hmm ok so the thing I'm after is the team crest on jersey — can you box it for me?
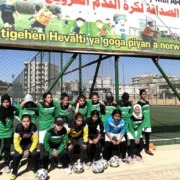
[22,133,32,138]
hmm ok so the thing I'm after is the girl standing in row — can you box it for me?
[137,89,153,155]
[0,94,15,173]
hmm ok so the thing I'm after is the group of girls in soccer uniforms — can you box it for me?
[0,89,153,179]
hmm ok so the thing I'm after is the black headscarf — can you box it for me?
[121,92,130,106]
[0,94,15,125]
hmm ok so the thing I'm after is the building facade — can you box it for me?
[13,61,60,101]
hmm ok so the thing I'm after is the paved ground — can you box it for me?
[1,144,180,180]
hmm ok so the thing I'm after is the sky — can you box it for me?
[0,50,38,82]
[0,49,180,85]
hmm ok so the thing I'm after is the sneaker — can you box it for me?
[145,150,154,155]
[121,158,127,163]
[57,162,62,168]
[10,174,16,180]
[149,143,156,150]
[4,166,11,174]
[63,165,72,174]
[134,155,143,162]
[83,163,90,170]
[86,162,92,167]
[126,157,134,164]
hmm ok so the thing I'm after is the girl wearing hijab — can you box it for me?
[0,94,15,173]
[126,104,144,163]
[16,94,38,125]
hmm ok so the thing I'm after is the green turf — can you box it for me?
[150,106,180,142]
[151,106,180,126]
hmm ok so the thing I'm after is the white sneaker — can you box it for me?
[63,165,72,174]
[4,166,11,174]
[57,162,62,168]
[83,163,90,170]
[86,162,92,167]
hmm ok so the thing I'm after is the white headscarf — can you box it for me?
[132,104,143,119]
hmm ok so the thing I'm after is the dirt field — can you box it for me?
[1,144,180,180]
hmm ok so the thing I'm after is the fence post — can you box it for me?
[79,54,82,94]
[29,61,31,94]
[115,56,119,101]
[34,57,37,101]
[40,51,43,97]
[48,52,51,87]
[89,55,102,98]
[152,57,180,101]
[60,53,63,94]
[46,53,78,93]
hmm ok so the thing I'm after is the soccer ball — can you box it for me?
[99,159,108,169]
[73,162,84,174]
[37,168,48,180]
[92,160,104,174]
[108,156,120,167]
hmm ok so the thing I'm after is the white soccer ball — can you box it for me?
[109,156,120,167]
[73,162,84,174]
[99,159,108,169]
[92,160,104,174]
[37,168,48,180]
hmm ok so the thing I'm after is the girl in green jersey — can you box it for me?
[137,89,153,156]
[55,92,72,123]
[0,94,15,173]
[72,94,88,120]
[37,92,58,145]
[15,94,38,125]
[102,92,117,125]
[87,92,105,118]
[126,104,144,163]
[117,92,132,124]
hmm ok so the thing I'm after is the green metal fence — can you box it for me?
[0,49,180,145]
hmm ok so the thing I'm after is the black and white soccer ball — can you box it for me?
[108,156,120,167]
[73,162,84,174]
[99,159,108,169]
[37,168,48,180]
[92,160,104,174]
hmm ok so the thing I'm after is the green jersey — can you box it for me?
[102,102,117,125]
[126,114,145,140]
[0,116,14,139]
[15,104,38,124]
[44,126,68,155]
[137,100,151,128]
[72,101,88,120]
[54,101,70,123]
[87,100,105,118]
[117,100,132,123]
[37,101,58,131]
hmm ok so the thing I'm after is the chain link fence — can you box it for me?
[0,49,180,144]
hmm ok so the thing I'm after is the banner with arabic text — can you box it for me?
[0,0,180,57]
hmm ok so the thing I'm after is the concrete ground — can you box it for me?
[1,144,180,180]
